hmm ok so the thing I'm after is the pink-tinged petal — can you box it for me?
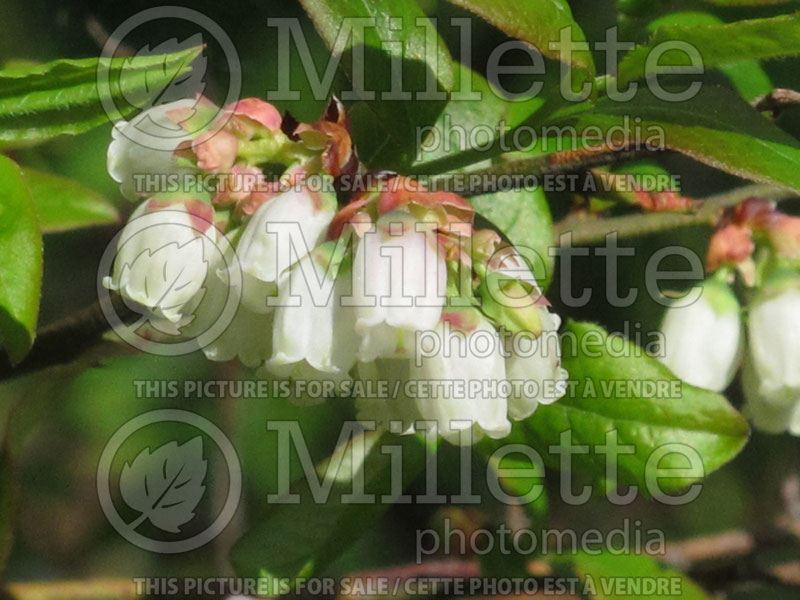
[192,129,239,173]
[733,197,777,228]
[441,308,482,333]
[234,188,279,219]
[224,98,282,131]
[294,120,356,178]
[327,196,373,240]
[144,197,215,234]
[144,197,174,211]
[706,224,755,271]
[214,165,264,206]
[377,177,475,223]
[766,214,800,260]
[166,95,221,131]
[183,199,216,234]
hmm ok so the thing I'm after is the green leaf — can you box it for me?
[413,68,547,170]
[524,321,749,496]
[617,12,800,89]
[0,155,41,364]
[443,0,595,80]
[414,70,511,168]
[563,551,709,600]
[0,46,202,146]
[551,85,800,194]
[469,186,555,289]
[232,430,428,583]
[641,12,772,101]
[299,0,454,169]
[22,168,119,233]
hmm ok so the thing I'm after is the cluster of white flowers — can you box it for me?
[658,200,800,436]
[103,97,567,444]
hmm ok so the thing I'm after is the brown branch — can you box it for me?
[663,530,756,570]
[427,146,655,197]
[0,295,136,381]
[754,88,800,118]
[553,183,798,245]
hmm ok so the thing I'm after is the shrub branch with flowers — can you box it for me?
[2,0,800,596]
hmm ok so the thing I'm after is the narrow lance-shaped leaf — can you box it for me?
[0,46,202,146]
[637,12,772,102]
[548,85,800,195]
[0,154,42,364]
[617,12,800,89]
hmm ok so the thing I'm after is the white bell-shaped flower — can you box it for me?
[658,278,742,392]
[182,235,273,368]
[351,211,447,362]
[235,188,337,313]
[266,243,359,383]
[742,358,800,436]
[747,285,800,402]
[103,198,217,324]
[107,99,200,201]
[505,308,569,420]
[356,308,512,445]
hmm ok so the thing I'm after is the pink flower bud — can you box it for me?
[192,129,239,173]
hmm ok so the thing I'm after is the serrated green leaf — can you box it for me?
[0,46,202,146]
[617,12,800,89]
[22,168,119,233]
[0,155,41,364]
[524,321,749,495]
